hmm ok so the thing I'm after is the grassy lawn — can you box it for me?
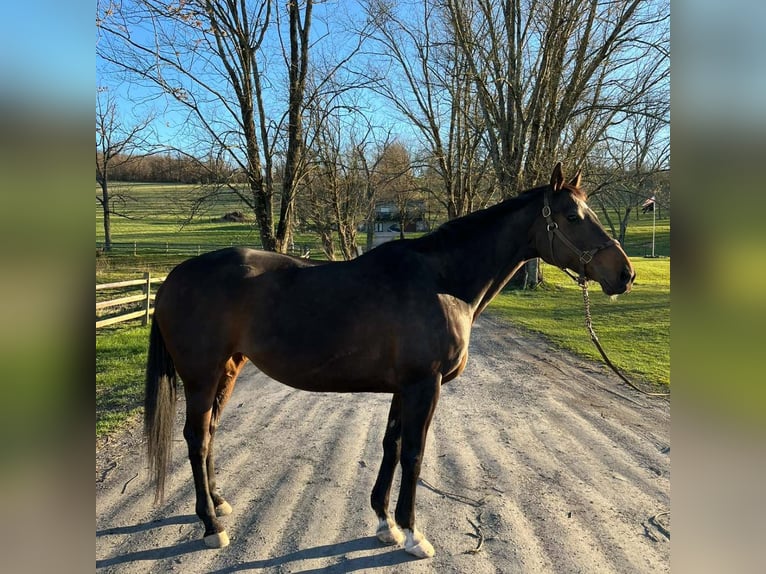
[490,257,670,387]
[96,183,323,278]
[96,184,669,437]
[96,324,150,437]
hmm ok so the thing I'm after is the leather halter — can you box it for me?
[542,189,667,398]
[542,189,618,285]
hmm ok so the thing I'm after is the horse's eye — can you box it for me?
[566,213,581,222]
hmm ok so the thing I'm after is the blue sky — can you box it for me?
[96,0,424,154]
[95,0,676,163]
[97,0,754,166]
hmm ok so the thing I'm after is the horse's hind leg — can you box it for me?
[207,353,247,517]
[183,381,229,548]
[371,394,405,545]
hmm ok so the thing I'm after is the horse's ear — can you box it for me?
[550,162,564,191]
[569,169,582,189]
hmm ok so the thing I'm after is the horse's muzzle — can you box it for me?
[599,264,635,295]
[623,265,636,288]
[617,265,635,294]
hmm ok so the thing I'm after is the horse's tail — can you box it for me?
[144,317,177,504]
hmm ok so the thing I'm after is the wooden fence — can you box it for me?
[96,273,166,329]
[96,241,318,258]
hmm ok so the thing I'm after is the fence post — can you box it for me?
[142,271,151,326]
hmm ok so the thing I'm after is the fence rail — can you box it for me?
[96,272,166,329]
[97,241,248,257]
[96,241,319,258]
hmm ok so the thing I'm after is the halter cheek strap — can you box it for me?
[542,191,618,285]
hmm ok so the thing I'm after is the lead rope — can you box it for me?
[581,277,670,542]
[579,279,669,397]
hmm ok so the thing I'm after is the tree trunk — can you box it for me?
[99,180,112,251]
[506,258,542,290]
[316,229,334,261]
[334,198,357,261]
[365,216,374,252]
[619,206,632,244]
[523,258,542,289]
[365,178,376,252]
[250,173,276,251]
[275,0,312,253]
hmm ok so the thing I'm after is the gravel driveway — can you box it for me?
[96,315,669,573]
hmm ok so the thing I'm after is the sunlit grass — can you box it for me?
[96,325,149,437]
[490,258,670,387]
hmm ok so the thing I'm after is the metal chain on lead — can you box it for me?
[581,281,596,339]
[579,281,669,398]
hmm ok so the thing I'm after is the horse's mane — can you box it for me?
[412,185,544,253]
[399,181,587,256]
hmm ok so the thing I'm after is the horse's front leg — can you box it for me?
[371,394,405,545]
[184,393,229,548]
[396,375,441,558]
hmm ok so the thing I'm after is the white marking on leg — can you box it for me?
[404,528,435,559]
[376,516,405,545]
[203,530,230,548]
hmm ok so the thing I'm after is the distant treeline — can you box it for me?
[100,152,245,184]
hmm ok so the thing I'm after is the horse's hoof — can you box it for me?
[404,528,435,559]
[215,501,233,516]
[203,530,230,548]
[376,517,405,545]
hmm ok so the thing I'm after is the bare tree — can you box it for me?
[442,0,669,286]
[98,0,325,252]
[361,0,667,286]
[442,0,669,188]
[587,95,670,244]
[96,87,154,250]
[300,99,402,259]
[364,0,494,219]
[356,135,397,252]
[372,142,416,239]
[299,167,338,260]
[301,112,369,261]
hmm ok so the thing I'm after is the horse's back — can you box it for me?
[158,247,324,301]
[153,248,325,369]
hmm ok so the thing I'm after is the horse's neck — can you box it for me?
[420,200,538,317]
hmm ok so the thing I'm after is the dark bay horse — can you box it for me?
[145,163,635,558]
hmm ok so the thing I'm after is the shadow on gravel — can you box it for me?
[96,539,207,569]
[97,528,420,572]
[96,515,203,569]
[206,536,420,573]
[96,514,198,537]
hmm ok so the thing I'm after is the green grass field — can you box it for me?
[490,257,670,387]
[96,183,669,437]
[96,324,150,436]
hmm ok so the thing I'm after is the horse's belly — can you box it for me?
[247,346,401,393]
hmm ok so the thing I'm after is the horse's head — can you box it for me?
[532,163,635,295]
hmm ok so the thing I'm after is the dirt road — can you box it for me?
[96,315,669,573]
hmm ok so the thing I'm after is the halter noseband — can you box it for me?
[542,190,618,285]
